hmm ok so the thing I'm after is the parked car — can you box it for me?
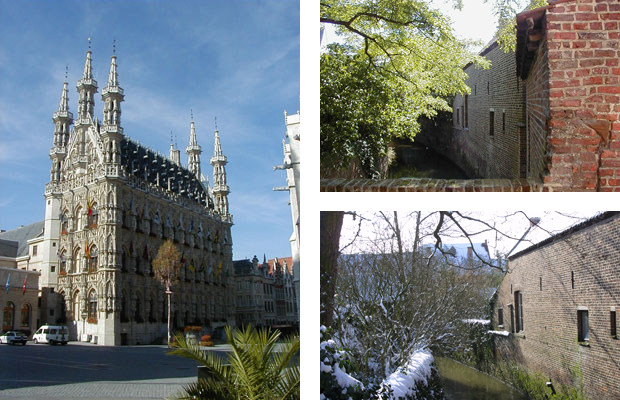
[32,325,69,345]
[0,331,28,345]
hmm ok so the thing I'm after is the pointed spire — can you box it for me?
[82,43,93,80]
[101,40,124,135]
[76,39,98,122]
[186,113,202,180]
[107,52,118,87]
[210,121,230,215]
[58,81,70,113]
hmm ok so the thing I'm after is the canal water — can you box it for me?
[435,357,527,400]
[387,140,468,179]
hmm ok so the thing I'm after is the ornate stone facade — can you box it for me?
[46,47,234,345]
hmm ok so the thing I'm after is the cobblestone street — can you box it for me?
[0,342,228,399]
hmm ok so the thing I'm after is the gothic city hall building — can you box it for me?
[44,47,234,345]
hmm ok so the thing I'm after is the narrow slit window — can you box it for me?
[578,309,589,342]
[456,107,460,126]
[502,110,506,133]
[464,95,469,128]
[490,110,495,136]
[498,308,504,327]
[611,311,617,338]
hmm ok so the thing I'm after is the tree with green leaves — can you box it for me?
[169,325,300,400]
[153,239,181,347]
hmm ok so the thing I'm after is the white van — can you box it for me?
[32,325,69,345]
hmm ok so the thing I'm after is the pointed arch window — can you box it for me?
[88,245,98,272]
[72,290,80,321]
[3,302,15,331]
[61,210,69,234]
[88,202,98,228]
[21,303,31,327]
[88,290,97,323]
[74,206,83,231]
[72,247,81,273]
[59,250,67,275]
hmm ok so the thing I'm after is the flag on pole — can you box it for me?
[22,276,27,295]
[5,274,10,294]
[87,199,93,216]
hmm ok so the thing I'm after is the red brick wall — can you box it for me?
[493,213,620,399]
[542,0,620,191]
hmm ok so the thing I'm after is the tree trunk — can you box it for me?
[320,211,344,327]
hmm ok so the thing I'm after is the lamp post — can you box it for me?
[166,287,172,347]
[506,217,541,257]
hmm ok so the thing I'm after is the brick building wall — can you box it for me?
[524,38,550,181]
[450,43,525,179]
[519,0,620,191]
[492,212,620,399]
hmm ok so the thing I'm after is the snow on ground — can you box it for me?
[380,348,434,399]
[488,330,510,336]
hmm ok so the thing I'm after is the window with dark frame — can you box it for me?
[464,95,469,128]
[611,310,617,338]
[490,110,495,136]
[578,309,589,342]
[502,110,506,133]
[514,291,523,332]
[498,308,504,327]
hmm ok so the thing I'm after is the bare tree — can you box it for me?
[153,239,181,346]
[333,212,498,382]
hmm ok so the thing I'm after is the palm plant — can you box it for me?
[168,325,300,400]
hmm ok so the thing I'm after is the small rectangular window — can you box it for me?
[515,291,523,332]
[498,308,504,327]
[578,310,589,342]
[456,107,460,125]
[611,311,617,338]
[502,110,506,133]
[490,111,495,136]
[33,245,38,256]
[51,266,56,273]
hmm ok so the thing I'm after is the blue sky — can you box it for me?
[0,0,300,261]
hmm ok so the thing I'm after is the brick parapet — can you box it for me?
[543,0,620,191]
[320,178,543,192]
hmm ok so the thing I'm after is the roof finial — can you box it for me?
[170,131,173,145]
[88,37,91,51]
[214,116,218,131]
[191,108,194,122]
[65,64,68,82]
[113,38,116,55]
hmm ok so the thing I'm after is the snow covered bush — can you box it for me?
[320,326,370,400]
[321,327,444,400]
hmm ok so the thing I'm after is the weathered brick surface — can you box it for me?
[319,178,543,192]
[537,0,620,191]
[450,44,525,179]
[493,212,620,400]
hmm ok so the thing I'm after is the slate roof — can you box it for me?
[120,138,213,209]
[0,221,44,258]
[0,239,18,258]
